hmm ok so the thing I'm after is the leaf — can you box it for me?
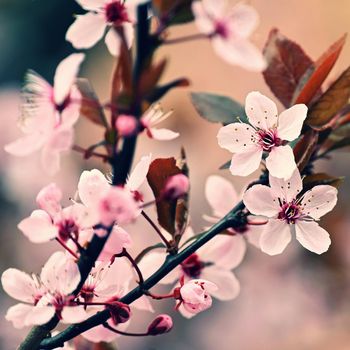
[152,0,194,26]
[191,92,248,125]
[263,28,314,108]
[293,129,318,171]
[303,173,344,191]
[76,78,108,128]
[147,158,182,235]
[306,66,350,129]
[293,33,347,105]
[147,78,190,103]
[323,136,350,154]
[219,160,231,170]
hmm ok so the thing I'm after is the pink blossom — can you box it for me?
[162,174,190,200]
[178,279,217,317]
[140,104,179,141]
[147,314,173,335]
[1,252,88,328]
[243,169,338,255]
[217,91,308,179]
[66,0,146,55]
[192,0,266,71]
[115,114,138,137]
[5,54,85,175]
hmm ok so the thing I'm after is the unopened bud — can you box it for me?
[147,314,173,335]
[162,174,189,200]
[107,301,131,325]
[115,115,138,137]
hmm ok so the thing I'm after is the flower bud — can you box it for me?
[115,115,138,137]
[36,183,62,217]
[107,301,131,325]
[162,174,189,200]
[147,314,173,335]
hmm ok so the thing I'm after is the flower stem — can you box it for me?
[163,33,208,45]
[55,238,79,259]
[103,322,149,337]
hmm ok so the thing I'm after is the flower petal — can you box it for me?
[131,295,154,313]
[301,185,338,219]
[105,27,121,56]
[5,304,35,329]
[266,145,296,179]
[217,123,256,153]
[76,0,107,11]
[245,224,264,248]
[245,91,278,130]
[148,127,179,141]
[295,221,331,254]
[277,104,308,141]
[24,306,56,326]
[126,154,152,191]
[260,219,291,255]
[4,133,46,156]
[40,147,61,176]
[191,1,215,34]
[61,306,89,324]
[228,3,259,39]
[229,147,262,176]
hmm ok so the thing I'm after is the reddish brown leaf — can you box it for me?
[152,0,194,25]
[306,66,350,129]
[263,28,314,107]
[293,129,318,171]
[293,33,347,105]
[303,173,344,191]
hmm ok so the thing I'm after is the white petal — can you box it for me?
[5,304,35,329]
[205,175,238,217]
[260,219,291,255]
[76,0,107,10]
[301,185,338,219]
[217,123,256,153]
[243,185,280,217]
[202,0,226,18]
[1,269,38,303]
[148,128,179,141]
[268,168,302,202]
[245,224,264,248]
[191,1,215,34]
[277,104,308,141]
[229,147,262,176]
[245,91,278,130]
[266,145,296,179]
[202,267,240,301]
[66,13,106,49]
[105,27,121,56]
[54,53,85,106]
[295,221,331,254]
[126,154,152,191]
[228,3,259,39]
[47,127,74,152]
[4,133,46,156]
[61,306,89,324]
[56,258,81,295]
[24,306,56,326]
[40,147,61,176]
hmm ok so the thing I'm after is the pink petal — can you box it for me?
[245,91,278,130]
[260,219,291,255]
[266,145,296,179]
[148,127,179,141]
[295,221,331,254]
[131,295,154,312]
[54,53,85,106]
[61,306,89,324]
[202,267,240,301]
[229,147,262,176]
[76,0,107,10]
[24,305,56,326]
[1,269,38,303]
[47,127,74,152]
[191,1,215,34]
[5,304,35,329]
[205,175,238,217]
[277,104,308,141]
[126,154,152,191]
[217,123,256,153]
[105,27,121,56]
[202,0,226,18]
[60,86,81,127]
[243,185,280,217]
[36,183,62,217]
[18,210,58,243]
[78,169,110,208]
[301,185,338,219]
[245,224,264,248]
[228,3,259,39]
[40,147,61,176]
[268,169,302,202]
[56,257,81,295]
[66,13,106,49]
[4,133,46,156]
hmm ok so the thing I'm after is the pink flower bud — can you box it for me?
[147,314,173,335]
[162,174,189,200]
[115,115,138,137]
[36,183,62,217]
[107,301,131,325]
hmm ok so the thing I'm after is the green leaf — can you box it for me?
[190,92,248,125]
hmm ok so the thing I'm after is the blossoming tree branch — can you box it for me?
[2,0,349,349]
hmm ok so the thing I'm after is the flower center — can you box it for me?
[257,128,282,152]
[214,20,229,38]
[105,1,129,24]
[58,219,79,242]
[278,200,301,224]
[181,254,204,278]
[55,94,71,114]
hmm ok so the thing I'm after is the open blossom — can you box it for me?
[66,0,146,55]
[18,183,98,244]
[1,252,88,328]
[5,54,85,175]
[178,279,217,317]
[243,169,338,255]
[217,91,308,179]
[192,0,266,71]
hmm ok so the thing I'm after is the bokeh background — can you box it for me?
[1,0,350,349]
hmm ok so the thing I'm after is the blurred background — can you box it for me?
[0,0,350,349]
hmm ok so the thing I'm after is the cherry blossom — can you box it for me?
[217,91,308,179]
[177,279,217,317]
[162,174,190,200]
[140,104,179,141]
[2,252,88,328]
[66,0,146,55]
[243,169,338,255]
[5,54,85,175]
[191,0,266,71]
